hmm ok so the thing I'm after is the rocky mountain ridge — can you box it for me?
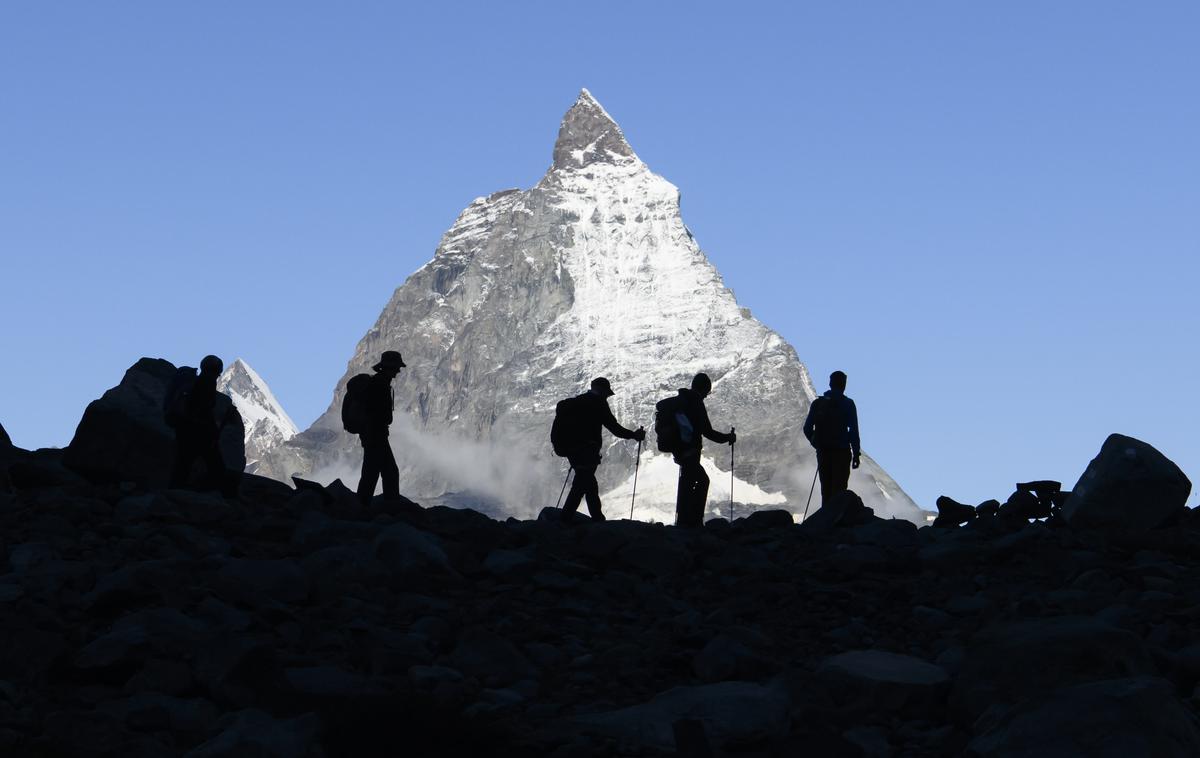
[0,377,1197,756]
[216,359,297,475]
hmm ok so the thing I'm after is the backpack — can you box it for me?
[163,366,197,428]
[341,374,372,434]
[550,395,589,457]
[654,394,695,454]
[810,395,848,449]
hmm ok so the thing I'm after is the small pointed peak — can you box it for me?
[552,89,638,171]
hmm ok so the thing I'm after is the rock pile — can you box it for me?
[1,390,1197,755]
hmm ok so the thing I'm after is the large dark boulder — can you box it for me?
[968,677,1200,757]
[1062,434,1191,534]
[953,616,1156,721]
[0,421,11,450]
[63,358,245,487]
[799,490,876,533]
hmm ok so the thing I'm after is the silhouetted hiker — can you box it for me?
[551,377,645,521]
[166,355,236,496]
[344,351,405,505]
[656,373,735,528]
[803,370,861,506]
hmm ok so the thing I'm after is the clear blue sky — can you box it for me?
[3,2,1197,509]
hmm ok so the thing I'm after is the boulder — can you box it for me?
[0,421,10,449]
[575,681,790,751]
[1062,434,1191,534]
[450,629,537,687]
[741,509,795,529]
[953,616,1156,720]
[968,677,1200,757]
[372,522,453,577]
[817,650,950,716]
[693,632,777,683]
[799,490,876,533]
[184,708,320,758]
[63,358,245,487]
[933,496,976,528]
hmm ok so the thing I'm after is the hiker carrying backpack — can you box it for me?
[342,373,373,434]
[163,366,198,428]
[550,378,645,522]
[802,371,862,507]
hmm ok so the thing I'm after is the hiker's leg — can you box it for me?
[379,433,400,499]
[200,434,229,494]
[169,430,197,489]
[675,465,689,525]
[830,448,852,495]
[690,463,710,527]
[579,466,603,520]
[816,449,835,504]
[562,462,588,517]
[357,434,381,505]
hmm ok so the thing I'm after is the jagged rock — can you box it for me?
[372,522,452,577]
[1063,434,1192,534]
[575,681,790,751]
[998,488,1047,521]
[817,650,950,716]
[933,496,976,528]
[99,693,219,735]
[953,616,1156,720]
[193,637,290,709]
[0,421,10,450]
[968,677,1200,757]
[215,558,308,605]
[799,490,876,533]
[451,629,537,687]
[741,509,795,529]
[693,632,777,683]
[184,708,320,758]
[975,499,1000,517]
[63,357,246,487]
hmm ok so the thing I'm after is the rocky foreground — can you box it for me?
[1,425,1199,756]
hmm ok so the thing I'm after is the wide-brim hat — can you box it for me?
[373,351,406,371]
[591,377,615,397]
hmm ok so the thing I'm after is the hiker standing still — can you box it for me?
[357,350,405,505]
[672,373,735,528]
[558,377,645,522]
[168,354,236,496]
[803,370,860,505]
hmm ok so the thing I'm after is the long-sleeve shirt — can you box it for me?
[569,391,638,464]
[803,390,860,457]
[365,372,395,433]
[676,387,732,457]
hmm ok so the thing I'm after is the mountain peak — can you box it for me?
[551,89,638,170]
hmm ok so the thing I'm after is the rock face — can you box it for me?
[1,446,1200,755]
[216,359,297,474]
[1063,433,1191,533]
[257,89,921,523]
[0,421,11,450]
[63,358,246,486]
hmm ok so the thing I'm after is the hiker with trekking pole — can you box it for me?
[802,370,861,513]
[550,377,645,522]
[655,372,736,529]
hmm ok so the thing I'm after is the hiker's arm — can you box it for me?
[802,400,817,444]
[700,406,730,443]
[601,404,637,440]
[848,399,861,459]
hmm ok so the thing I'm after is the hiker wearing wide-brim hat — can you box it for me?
[373,351,406,373]
[353,350,406,505]
[551,376,645,522]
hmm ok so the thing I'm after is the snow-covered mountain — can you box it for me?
[216,359,298,474]
[258,89,923,523]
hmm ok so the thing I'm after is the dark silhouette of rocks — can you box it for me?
[1,387,1198,756]
[64,358,246,488]
[1063,433,1192,534]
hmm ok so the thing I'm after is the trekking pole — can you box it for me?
[629,437,642,520]
[729,428,735,521]
[802,465,819,521]
[555,467,573,509]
